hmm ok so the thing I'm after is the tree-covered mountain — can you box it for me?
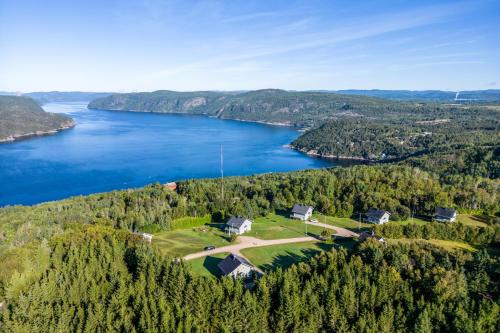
[88,89,421,127]
[0,96,75,143]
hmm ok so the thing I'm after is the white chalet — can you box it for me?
[434,207,457,223]
[290,204,314,221]
[225,217,252,235]
[365,208,390,225]
[217,254,254,278]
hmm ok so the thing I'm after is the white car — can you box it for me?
[309,218,319,223]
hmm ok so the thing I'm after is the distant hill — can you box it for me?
[335,89,500,102]
[88,89,425,127]
[24,91,113,104]
[0,96,75,142]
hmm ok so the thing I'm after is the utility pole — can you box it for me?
[358,212,361,231]
[220,144,224,201]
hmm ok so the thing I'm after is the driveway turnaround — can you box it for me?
[305,221,359,237]
[183,236,315,260]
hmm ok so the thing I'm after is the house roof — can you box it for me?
[435,207,457,218]
[366,208,390,220]
[226,216,250,228]
[217,254,252,275]
[359,231,384,242]
[292,204,313,215]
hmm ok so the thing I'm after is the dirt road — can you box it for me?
[183,236,315,260]
[305,221,359,237]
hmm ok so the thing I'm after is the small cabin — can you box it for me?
[217,253,254,278]
[359,231,386,244]
[225,217,252,235]
[364,208,390,224]
[434,207,457,222]
[290,204,314,221]
[135,232,153,243]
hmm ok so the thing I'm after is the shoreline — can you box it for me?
[0,120,76,144]
[88,106,300,129]
[287,145,374,162]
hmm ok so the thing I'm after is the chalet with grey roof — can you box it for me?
[290,204,313,221]
[225,216,252,235]
[217,253,254,278]
[364,208,390,224]
[434,207,457,222]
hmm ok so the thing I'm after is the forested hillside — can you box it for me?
[0,161,498,331]
[1,225,498,332]
[292,114,499,163]
[0,96,75,142]
[88,89,427,127]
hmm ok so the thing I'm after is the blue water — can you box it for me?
[0,102,337,206]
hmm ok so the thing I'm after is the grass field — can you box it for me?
[389,217,429,226]
[389,239,477,252]
[153,225,230,258]
[241,242,334,271]
[189,252,229,277]
[456,215,489,228]
[313,214,372,231]
[246,214,327,239]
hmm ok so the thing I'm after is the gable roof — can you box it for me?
[292,204,313,215]
[226,216,250,228]
[435,207,457,219]
[359,231,384,242]
[366,208,390,220]
[217,254,252,275]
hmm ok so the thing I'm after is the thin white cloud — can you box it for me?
[142,1,470,81]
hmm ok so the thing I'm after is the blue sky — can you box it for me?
[1,0,499,92]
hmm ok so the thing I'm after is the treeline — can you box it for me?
[1,227,498,332]
[374,222,499,246]
[1,165,498,250]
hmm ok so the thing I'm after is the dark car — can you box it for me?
[204,245,216,251]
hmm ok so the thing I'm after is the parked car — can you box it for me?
[204,245,216,251]
[309,218,319,223]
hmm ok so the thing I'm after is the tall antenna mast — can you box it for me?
[220,144,224,201]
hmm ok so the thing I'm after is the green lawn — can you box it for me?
[456,215,489,228]
[389,239,477,252]
[313,214,372,231]
[189,252,229,277]
[246,214,328,239]
[153,225,230,258]
[388,217,429,226]
[241,241,334,271]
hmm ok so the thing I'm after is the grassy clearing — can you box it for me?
[389,238,477,252]
[188,252,229,277]
[171,215,212,230]
[456,215,489,228]
[388,217,429,226]
[241,242,333,271]
[153,225,230,258]
[313,214,372,231]
[247,214,327,239]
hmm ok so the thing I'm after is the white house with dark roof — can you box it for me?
[217,253,254,278]
[290,204,313,221]
[364,208,390,224]
[225,216,252,235]
[434,207,457,222]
